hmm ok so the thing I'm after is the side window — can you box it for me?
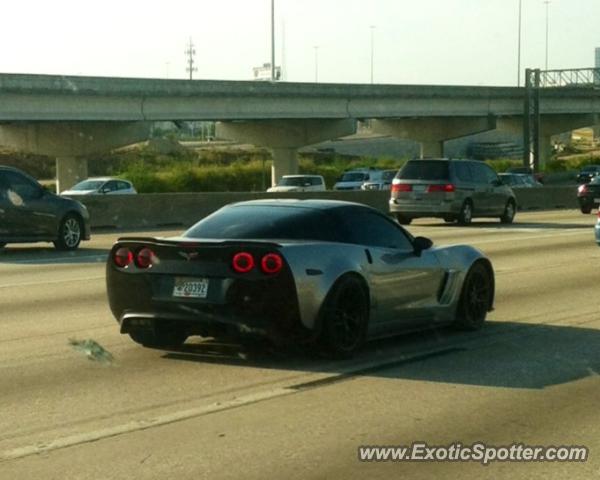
[311,177,322,186]
[455,162,473,182]
[469,163,490,184]
[117,181,130,190]
[341,209,413,250]
[4,171,41,200]
[482,165,499,184]
[104,181,118,192]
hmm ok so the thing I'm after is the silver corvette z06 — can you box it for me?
[106,200,495,357]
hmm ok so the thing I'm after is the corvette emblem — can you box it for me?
[178,251,199,261]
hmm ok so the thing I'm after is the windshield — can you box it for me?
[340,172,368,182]
[279,177,311,187]
[70,180,104,191]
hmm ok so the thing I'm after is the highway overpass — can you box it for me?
[1,73,599,189]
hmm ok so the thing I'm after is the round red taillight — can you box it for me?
[114,247,133,268]
[261,253,283,274]
[232,252,255,273]
[135,248,156,269]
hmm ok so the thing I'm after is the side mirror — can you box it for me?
[413,236,433,256]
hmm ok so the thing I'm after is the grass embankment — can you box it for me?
[8,140,600,193]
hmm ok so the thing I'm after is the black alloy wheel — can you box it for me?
[320,275,369,358]
[454,262,492,331]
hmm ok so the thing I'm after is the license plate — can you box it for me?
[413,185,427,192]
[172,277,209,298]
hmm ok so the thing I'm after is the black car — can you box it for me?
[576,165,600,184]
[0,166,91,250]
[577,176,600,213]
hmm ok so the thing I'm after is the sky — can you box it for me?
[1,0,599,86]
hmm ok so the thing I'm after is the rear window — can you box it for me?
[398,161,449,181]
[340,172,368,182]
[184,205,340,242]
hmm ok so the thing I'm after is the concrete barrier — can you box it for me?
[78,187,580,230]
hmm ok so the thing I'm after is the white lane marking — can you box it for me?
[0,275,104,289]
[3,254,107,265]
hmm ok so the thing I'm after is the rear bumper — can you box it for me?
[389,198,459,216]
[118,308,300,340]
[107,269,310,342]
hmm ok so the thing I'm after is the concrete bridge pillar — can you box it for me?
[420,141,444,158]
[270,148,298,186]
[216,119,356,186]
[0,121,151,190]
[372,117,496,159]
[56,157,88,193]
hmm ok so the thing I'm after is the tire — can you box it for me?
[53,214,83,251]
[454,262,492,331]
[396,214,412,225]
[500,200,516,224]
[457,200,473,226]
[319,275,369,358]
[443,215,456,223]
[581,206,592,214]
[128,325,188,349]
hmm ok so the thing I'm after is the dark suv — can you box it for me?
[0,166,91,250]
[389,159,517,225]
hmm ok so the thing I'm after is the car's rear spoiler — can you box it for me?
[115,237,283,248]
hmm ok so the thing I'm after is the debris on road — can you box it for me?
[68,338,115,365]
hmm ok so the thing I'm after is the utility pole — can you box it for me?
[370,25,376,84]
[544,0,550,70]
[185,37,197,80]
[314,46,319,82]
[271,0,276,81]
[517,0,522,86]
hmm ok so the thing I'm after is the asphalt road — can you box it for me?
[1,210,599,479]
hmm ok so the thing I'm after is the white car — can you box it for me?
[61,177,137,196]
[361,169,398,190]
[333,169,384,191]
[267,175,326,192]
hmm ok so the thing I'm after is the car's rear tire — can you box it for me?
[53,214,83,251]
[454,262,492,331]
[128,326,188,349]
[500,200,516,224]
[319,275,369,358]
[457,200,473,225]
[396,214,412,225]
[581,206,592,214]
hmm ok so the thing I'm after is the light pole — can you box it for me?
[517,0,522,86]
[271,0,276,81]
[544,0,550,70]
[370,25,375,84]
[314,46,319,82]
